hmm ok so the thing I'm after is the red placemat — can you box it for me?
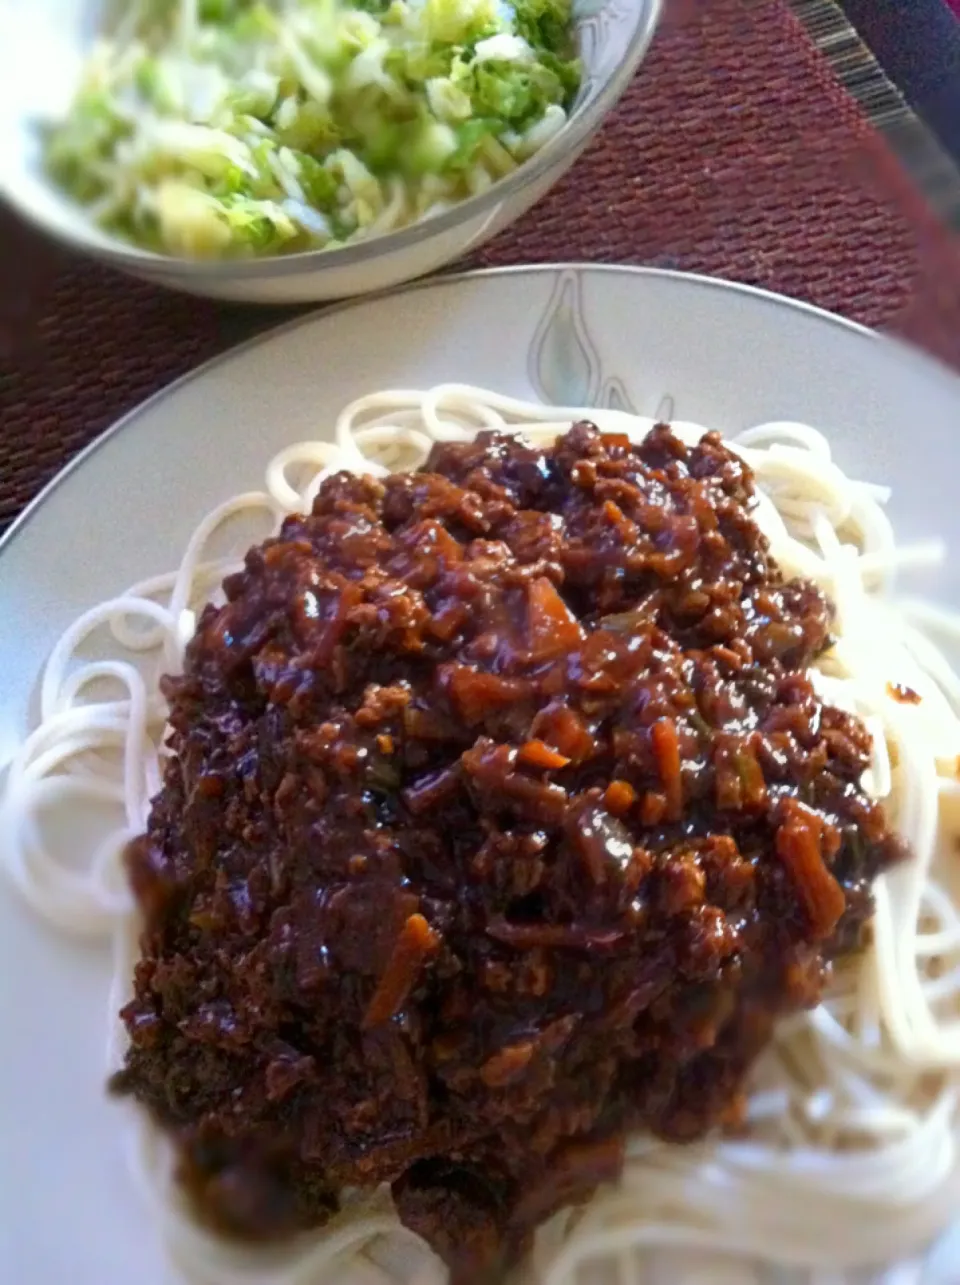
[2,0,960,534]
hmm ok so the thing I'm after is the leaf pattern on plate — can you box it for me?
[600,375,638,413]
[528,270,647,415]
[655,393,676,422]
[528,268,604,408]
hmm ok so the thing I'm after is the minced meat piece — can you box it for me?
[111,423,904,1283]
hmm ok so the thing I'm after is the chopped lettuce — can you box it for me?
[420,0,502,44]
[511,0,576,52]
[45,0,582,259]
[425,72,472,123]
[296,153,340,208]
[467,58,569,126]
[152,182,301,255]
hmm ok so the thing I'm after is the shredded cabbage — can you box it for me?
[43,0,580,257]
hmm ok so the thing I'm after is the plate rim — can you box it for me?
[4,262,900,564]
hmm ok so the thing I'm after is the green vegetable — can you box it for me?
[539,48,583,100]
[406,118,457,173]
[134,59,180,114]
[44,91,132,202]
[225,70,280,117]
[511,0,576,53]
[445,116,498,171]
[296,153,340,208]
[200,0,258,20]
[426,74,473,123]
[152,182,301,255]
[231,3,280,43]
[44,0,582,259]
[273,98,341,152]
[420,0,501,44]
[469,59,567,127]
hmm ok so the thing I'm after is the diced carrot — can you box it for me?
[604,780,637,815]
[529,703,596,764]
[601,433,632,452]
[443,665,530,724]
[427,599,470,642]
[480,1041,535,1088]
[518,739,571,772]
[775,801,845,940]
[651,718,683,820]
[639,791,667,826]
[711,645,744,672]
[363,913,439,1028]
[887,681,921,705]
[526,577,584,660]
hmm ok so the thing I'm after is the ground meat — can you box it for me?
[112,423,904,1283]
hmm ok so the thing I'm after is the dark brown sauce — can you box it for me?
[111,424,903,1283]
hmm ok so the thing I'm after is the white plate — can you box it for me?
[2,264,959,1285]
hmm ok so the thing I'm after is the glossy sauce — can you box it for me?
[113,424,903,1283]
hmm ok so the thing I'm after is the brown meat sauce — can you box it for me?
[113,424,903,1282]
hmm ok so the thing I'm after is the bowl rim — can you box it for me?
[1,0,663,279]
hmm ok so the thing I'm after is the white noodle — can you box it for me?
[1,384,959,1285]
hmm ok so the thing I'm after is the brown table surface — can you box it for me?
[2,0,960,534]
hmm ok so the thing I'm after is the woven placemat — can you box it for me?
[2,0,960,534]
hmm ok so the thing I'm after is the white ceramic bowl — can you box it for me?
[0,0,662,303]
